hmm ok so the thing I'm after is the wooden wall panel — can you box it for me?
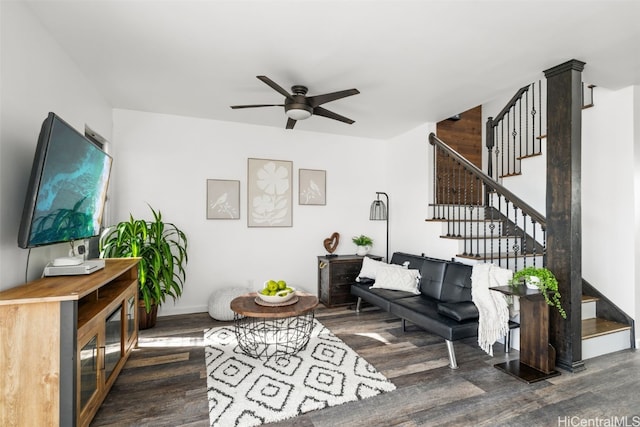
[435,106,483,205]
[436,105,482,168]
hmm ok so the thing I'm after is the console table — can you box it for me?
[0,258,139,427]
[491,285,561,383]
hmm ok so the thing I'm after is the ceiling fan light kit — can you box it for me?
[231,76,359,129]
[286,108,312,121]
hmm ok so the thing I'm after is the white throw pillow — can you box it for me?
[371,264,421,294]
[356,256,386,282]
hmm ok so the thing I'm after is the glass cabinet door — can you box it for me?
[104,305,123,381]
[126,294,136,346]
[79,333,99,411]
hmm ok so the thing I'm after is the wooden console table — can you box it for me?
[317,255,382,307]
[491,285,561,383]
[0,258,139,427]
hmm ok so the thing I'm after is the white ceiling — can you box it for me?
[24,0,640,140]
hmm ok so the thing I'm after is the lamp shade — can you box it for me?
[370,200,387,220]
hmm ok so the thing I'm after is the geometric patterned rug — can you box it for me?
[204,319,396,427]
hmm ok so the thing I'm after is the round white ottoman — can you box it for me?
[208,287,250,321]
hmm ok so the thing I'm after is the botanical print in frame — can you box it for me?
[299,169,326,205]
[207,179,240,219]
[247,158,292,227]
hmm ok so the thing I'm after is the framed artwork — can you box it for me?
[247,158,293,227]
[207,179,240,219]
[299,169,326,205]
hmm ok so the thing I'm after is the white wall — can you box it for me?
[111,109,398,315]
[385,123,459,261]
[582,86,636,319]
[112,110,451,316]
[634,86,640,346]
[0,2,113,289]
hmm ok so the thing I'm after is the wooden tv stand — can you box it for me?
[0,258,139,427]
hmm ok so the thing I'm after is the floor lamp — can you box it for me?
[369,192,389,262]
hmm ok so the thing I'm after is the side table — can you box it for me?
[317,254,382,307]
[491,285,561,383]
[230,292,319,359]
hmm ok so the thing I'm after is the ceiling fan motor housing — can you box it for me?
[285,93,313,119]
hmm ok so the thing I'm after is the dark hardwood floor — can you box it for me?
[92,305,640,427]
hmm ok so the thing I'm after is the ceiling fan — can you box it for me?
[230,76,360,129]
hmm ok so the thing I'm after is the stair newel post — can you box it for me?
[544,59,586,372]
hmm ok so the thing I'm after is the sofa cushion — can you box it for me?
[436,301,479,322]
[390,296,478,341]
[351,283,417,311]
[371,264,421,294]
[389,252,428,270]
[439,262,473,303]
[418,259,447,300]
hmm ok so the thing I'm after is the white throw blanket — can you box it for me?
[471,263,511,356]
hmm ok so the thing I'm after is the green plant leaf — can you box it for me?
[99,205,188,315]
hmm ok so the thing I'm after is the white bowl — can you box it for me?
[256,287,296,303]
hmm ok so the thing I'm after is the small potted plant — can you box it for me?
[352,234,373,256]
[510,266,566,319]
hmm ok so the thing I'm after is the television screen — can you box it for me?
[18,112,112,249]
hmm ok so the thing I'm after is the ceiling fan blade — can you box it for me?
[286,118,297,129]
[307,89,360,107]
[230,104,284,109]
[313,106,355,124]
[257,76,293,100]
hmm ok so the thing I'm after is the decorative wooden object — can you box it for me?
[317,254,382,307]
[323,232,340,254]
[0,258,140,427]
[491,285,560,383]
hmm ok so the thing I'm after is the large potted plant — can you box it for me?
[100,205,188,329]
[510,266,566,319]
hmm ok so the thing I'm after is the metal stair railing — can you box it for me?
[429,132,546,270]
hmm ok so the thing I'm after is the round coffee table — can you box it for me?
[230,292,319,359]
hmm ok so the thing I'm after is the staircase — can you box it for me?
[581,295,632,359]
[427,75,634,362]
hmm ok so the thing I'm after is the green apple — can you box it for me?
[267,280,278,292]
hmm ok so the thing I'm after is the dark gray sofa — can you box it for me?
[351,252,479,369]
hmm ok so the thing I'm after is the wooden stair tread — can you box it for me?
[428,203,484,208]
[440,234,533,240]
[426,218,505,223]
[456,252,541,260]
[582,317,631,339]
[517,152,542,161]
[582,295,599,303]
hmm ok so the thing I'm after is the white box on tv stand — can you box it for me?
[44,259,106,277]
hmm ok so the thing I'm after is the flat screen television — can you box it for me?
[17,112,112,249]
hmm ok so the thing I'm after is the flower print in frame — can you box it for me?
[247,158,293,227]
[299,169,326,205]
[207,179,240,219]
